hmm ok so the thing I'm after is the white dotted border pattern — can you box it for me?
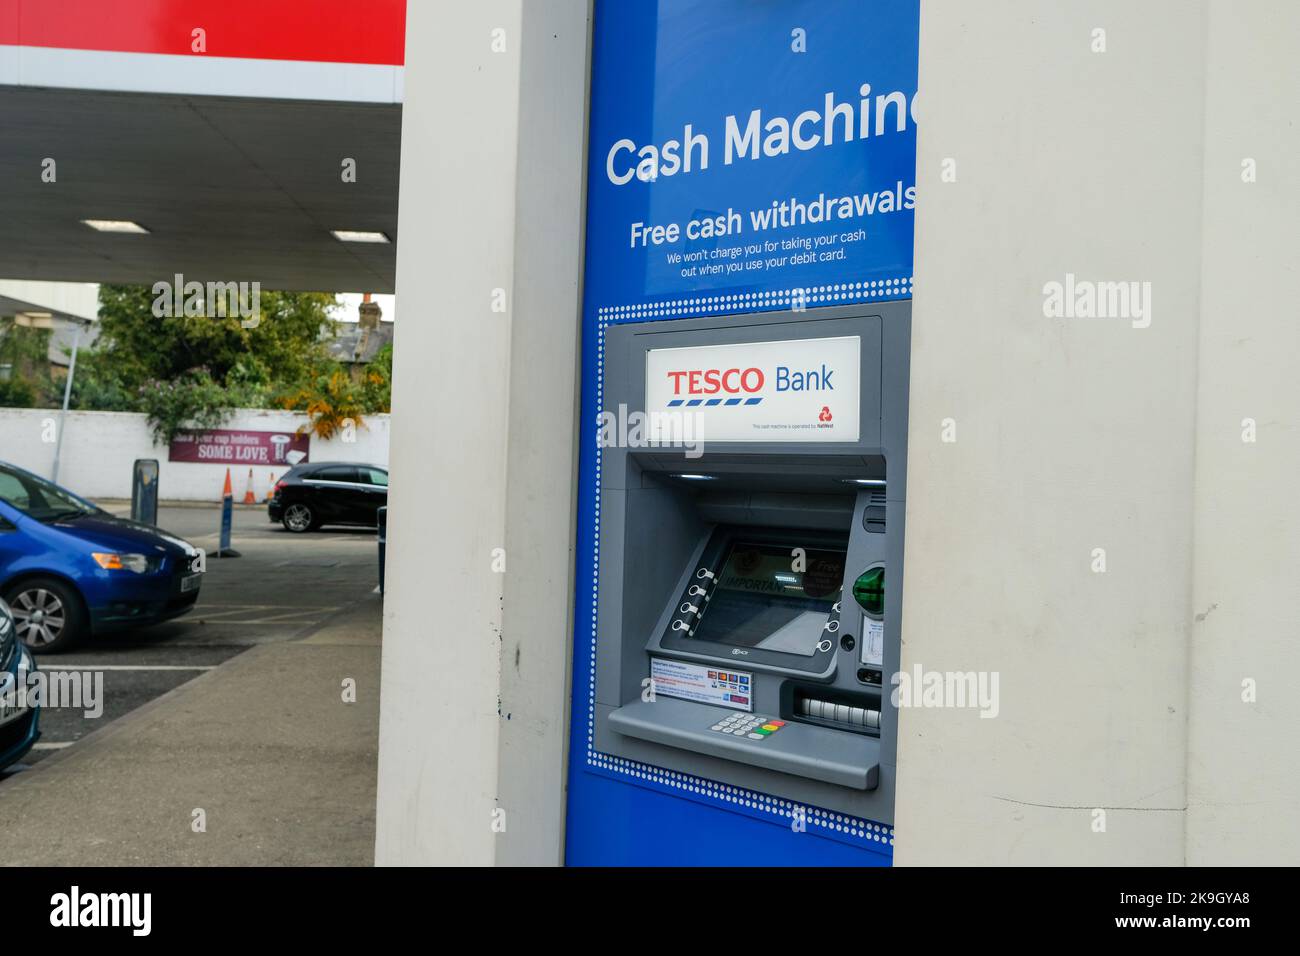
[597,278,913,323]
[582,284,911,851]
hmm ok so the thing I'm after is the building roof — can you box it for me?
[47,317,101,366]
[325,320,394,365]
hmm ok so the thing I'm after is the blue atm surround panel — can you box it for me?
[566,0,918,865]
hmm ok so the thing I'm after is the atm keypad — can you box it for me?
[709,713,785,741]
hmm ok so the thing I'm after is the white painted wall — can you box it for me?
[895,0,1297,864]
[0,407,389,501]
[374,0,588,866]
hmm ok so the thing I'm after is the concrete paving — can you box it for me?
[0,504,383,866]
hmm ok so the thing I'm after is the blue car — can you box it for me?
[0,597,40,770]
[0,461,204,653]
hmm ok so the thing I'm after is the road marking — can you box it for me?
[35,664,218,672]
[191,607,288,620]
[198,604,345,611]
[191,607,342,621]
[246,609,332,622]
[31,741,75,750]
[190,619,324,625]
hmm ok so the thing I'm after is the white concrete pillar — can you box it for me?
[896,0,1297,864]
[1186,0,1300,865]
[375,0,589,866]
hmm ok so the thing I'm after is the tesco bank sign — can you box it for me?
[644,335,860,443]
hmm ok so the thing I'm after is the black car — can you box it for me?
[267,462,388,533]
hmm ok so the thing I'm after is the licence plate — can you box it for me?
[0,686,24,726]
[180,573,202,593]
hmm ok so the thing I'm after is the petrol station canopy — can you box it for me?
[0,0,407,291]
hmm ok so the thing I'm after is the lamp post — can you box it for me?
[15,313,94,485]
[49,320,86,485]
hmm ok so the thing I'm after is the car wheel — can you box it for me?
[3,577,87,654]
[282,503,316,533]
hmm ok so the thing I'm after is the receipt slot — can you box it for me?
[594,303,909,823]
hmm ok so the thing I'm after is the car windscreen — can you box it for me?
[0,465,100,522]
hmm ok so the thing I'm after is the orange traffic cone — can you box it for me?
[222,468,233,501]
[265,471,276,502]
[242,468,257,504]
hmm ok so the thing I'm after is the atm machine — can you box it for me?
[594,302,908,823]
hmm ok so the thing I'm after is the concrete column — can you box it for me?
[494,0,590,867]
[896,1,1208,864]
[375,0,589,866]
[897,0,1298,865]
[1186,0,1299,865]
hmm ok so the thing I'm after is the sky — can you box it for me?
[330,292,396,324]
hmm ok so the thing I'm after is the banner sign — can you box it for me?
[644,335,860,442]
[582,0,917,313]
[168,429,309,465]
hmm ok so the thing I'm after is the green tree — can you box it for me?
[0,317,55,407]
[276,343,393,437]
[67,349,139,412]
[136,368,239,444]
[82,284,339,436]
[93,284,336,391]
[0,377,38,408]
[277,364,368,440]
[361,342,393,413]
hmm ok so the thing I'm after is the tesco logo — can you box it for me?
[666,367,764,396]
[664,363,835,398]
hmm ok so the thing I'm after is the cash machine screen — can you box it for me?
[690,542,845,657]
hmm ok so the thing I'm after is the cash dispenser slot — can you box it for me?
[791,690,881,733]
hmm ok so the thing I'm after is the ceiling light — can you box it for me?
[673,474,716,481]
[841,478,886,486]
[331,230,390,244]
[81,219,150,234]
